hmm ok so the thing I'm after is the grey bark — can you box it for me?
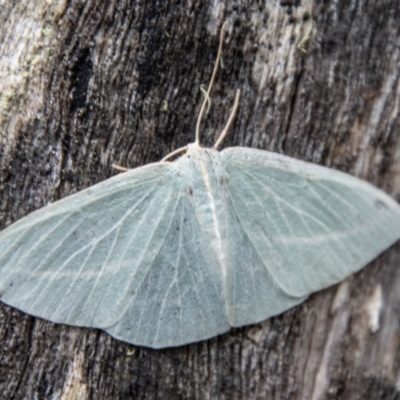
[1,1,400,399]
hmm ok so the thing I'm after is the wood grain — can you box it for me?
[1,1,400,398]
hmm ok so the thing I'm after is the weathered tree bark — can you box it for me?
[1,1,400,399]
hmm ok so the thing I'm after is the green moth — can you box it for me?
[0,24,399,349]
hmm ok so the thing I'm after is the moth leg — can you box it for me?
[161,145,189,162]
[112,164,130,172]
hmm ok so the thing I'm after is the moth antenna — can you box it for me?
[213,89,241,149]
[195,21,228,145]
[199,85,212,114]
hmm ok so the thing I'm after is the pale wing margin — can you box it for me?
[221,147,400,298]
[0,162,181,333]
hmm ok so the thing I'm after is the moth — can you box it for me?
[0,24,399,349]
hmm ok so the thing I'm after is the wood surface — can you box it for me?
[1,1,400,399]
